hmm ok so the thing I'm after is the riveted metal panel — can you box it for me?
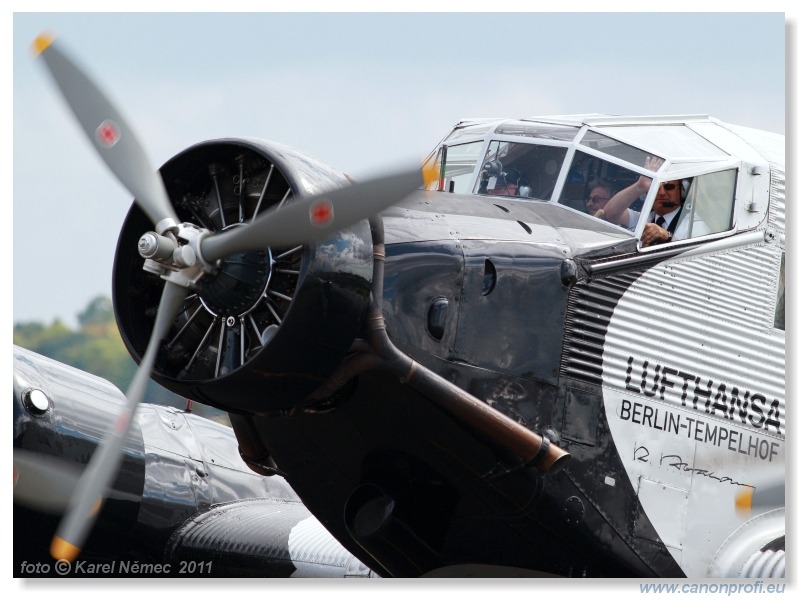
[456,240,569,383]
[634,479,688,550]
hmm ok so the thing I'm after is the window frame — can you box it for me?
[633,164,741,250]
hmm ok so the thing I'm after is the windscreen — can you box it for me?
[473,141,568,200]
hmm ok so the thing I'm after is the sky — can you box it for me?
[8,8,789,329]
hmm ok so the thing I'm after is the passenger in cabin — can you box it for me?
[602,156,691,246]
[584,178,615,217]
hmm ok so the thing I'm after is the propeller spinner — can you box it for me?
[33,32,434,562]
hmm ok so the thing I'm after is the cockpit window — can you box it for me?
[616,169,737,245]
[559,149,641,214]
[580,131,664,169]
[473,141,567,200]
[560,145,737,245]
[426,141,483,193]
[674,169,736,239]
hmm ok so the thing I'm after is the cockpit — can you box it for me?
[425,116,772,248]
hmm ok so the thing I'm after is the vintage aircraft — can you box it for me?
[13,345,377,577]
[26,33,785,578]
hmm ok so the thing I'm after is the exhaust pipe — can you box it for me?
[307,217,569,474]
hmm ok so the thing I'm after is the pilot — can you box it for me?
[486,166,522,196]
[584,178,615,217]
[602,157,688,246]
[517,176,533,198]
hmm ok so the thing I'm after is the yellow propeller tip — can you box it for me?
[422,162,439,189]
[735,488,753,513]
[91,496,104,517]
[31,32,56,58]
[50,536,80,563]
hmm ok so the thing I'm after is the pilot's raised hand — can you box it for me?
[602,156,666,228]
[635,156,665,193]
[643,156,664,172]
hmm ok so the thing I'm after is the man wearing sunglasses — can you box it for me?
[601,157,685,246]
[584,178,615,217]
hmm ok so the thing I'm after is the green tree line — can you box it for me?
[14,295,228,424]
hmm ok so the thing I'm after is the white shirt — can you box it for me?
[626,207,710,241]
[626,207,680,231]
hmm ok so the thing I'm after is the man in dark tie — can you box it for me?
[602,156,685,246]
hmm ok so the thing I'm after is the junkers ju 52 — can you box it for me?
[25,33,784,578]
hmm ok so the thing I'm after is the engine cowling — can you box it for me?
[113,139,373,414]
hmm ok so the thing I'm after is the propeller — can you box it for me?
[13,450,83,515]
[735,483,785,514]
[201,168,430,262]
[32,33,178,229]
[50,281,187,561]
[32,32,434,562]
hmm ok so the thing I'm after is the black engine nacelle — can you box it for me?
[113,139,373,414]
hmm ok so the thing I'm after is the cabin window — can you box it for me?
[426,141,483,193]
[775,252,785,331]
[558,150,640,214]
[473,140,567,200]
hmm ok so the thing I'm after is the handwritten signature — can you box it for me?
[633,445,753,489]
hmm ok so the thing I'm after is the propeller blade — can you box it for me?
[50,281,187,562]
[32,33,179,227]
[201,164,437,263]
[13,450,83,515]
[736,483,785,514]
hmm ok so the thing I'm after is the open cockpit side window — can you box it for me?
[672,169,736,240]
